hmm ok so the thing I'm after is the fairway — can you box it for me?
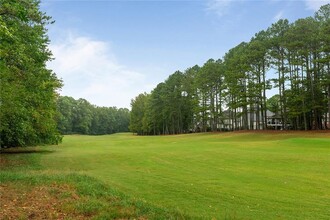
[35,132,330,219]
[1,132,330,219]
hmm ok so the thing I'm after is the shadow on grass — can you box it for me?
[0,148,55,155]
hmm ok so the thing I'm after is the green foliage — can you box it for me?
[0,0,62,147]
[130,70,198,135]
[129,93,149,135]
[56,96,130,135]
[267,95,280,114]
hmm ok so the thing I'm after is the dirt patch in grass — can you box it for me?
[0,156,10,167]
[0,156,28,168]
[0,183,87,220]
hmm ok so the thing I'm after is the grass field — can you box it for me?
[1,131,330,219]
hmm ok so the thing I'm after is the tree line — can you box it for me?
[0,0,130,148]
[57,96,130,135]
[130,4,330,135]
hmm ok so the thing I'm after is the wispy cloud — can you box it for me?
[206,0,234,17]
[48,32,149,108]
[273,10,284,22]
[305,0,330,11]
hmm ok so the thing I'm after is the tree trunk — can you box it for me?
[328,83,330,129]
[262,62,267,130]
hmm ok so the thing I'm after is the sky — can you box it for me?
[42,0,330,109]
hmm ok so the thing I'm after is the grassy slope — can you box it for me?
[0,141,187,219]
[1,131,330,219]
[43,132,330,219]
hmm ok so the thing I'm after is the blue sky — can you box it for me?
[42,0,330,108]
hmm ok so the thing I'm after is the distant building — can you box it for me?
[216,109,289,131]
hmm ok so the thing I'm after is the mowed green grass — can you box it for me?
[36,131,330,219]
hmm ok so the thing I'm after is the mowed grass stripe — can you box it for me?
[38,132,330,219]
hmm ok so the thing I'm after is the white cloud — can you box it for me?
[206,0,233,17]
[48,32,149,108]
[273,10,284,22]
[305,0,330,11]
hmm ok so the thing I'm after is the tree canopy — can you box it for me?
[0,0,62,147]
[57,96,130,135]
[130,4,330,134]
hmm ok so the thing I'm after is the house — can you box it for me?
[220,109,289,130]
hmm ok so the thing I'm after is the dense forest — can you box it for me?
[57,96,130,135]
[0,0,62,147]
[130,4,330,135]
